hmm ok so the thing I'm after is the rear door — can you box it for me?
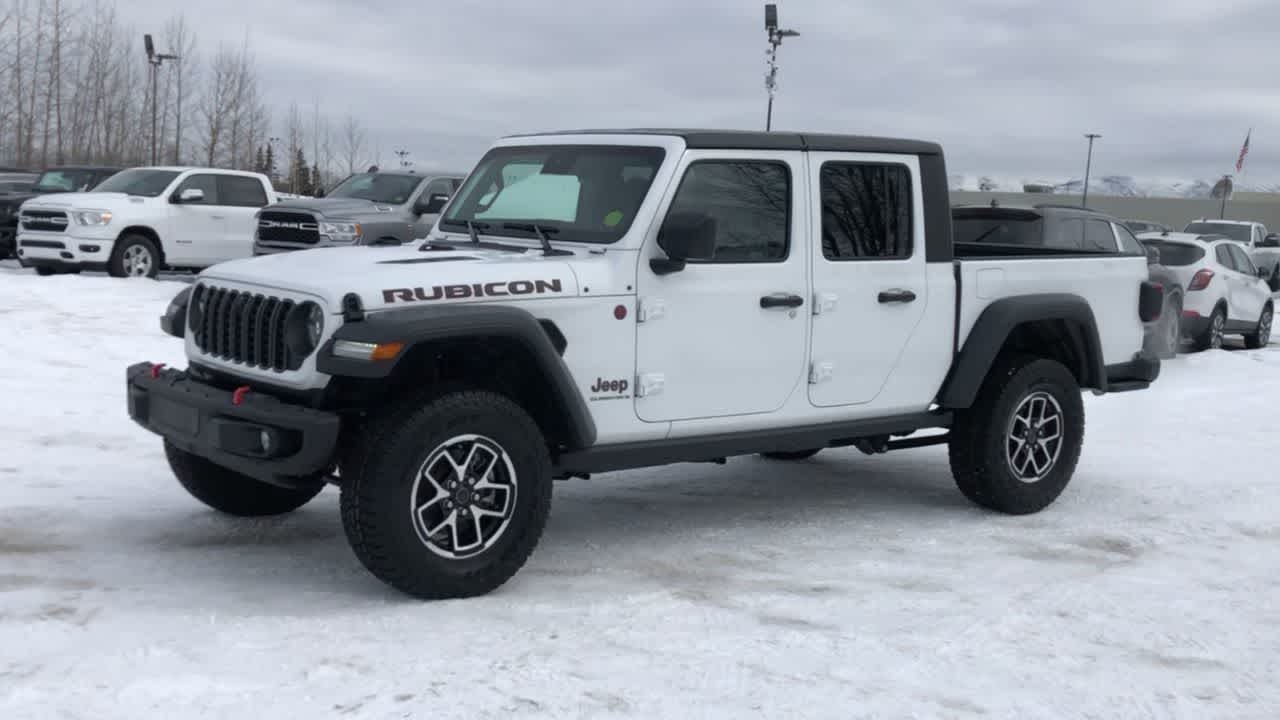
[634,151,808,422]
[214,175,270,261]
[806,153,927,408]
[167,173,226,265]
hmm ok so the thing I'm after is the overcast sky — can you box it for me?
[118,0,1279,183]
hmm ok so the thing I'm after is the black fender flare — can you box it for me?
[937,293,1106,409]
[317,304,596,449]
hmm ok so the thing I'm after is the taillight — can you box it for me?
[1188,269,1214,291]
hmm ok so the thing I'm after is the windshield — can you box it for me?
[33,169,98,193]
[94,169,180,197]
[326,173,423,204]
[1184,222,1250,243]
[441,145,666,244]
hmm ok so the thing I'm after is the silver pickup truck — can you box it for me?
[253,168,465,254]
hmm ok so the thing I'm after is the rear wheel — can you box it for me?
[948,354,1084,515]
[1244,304,1273,350]
[164,441,325,516]
[1194,306,1226,351]
[1154,294,1182,358]
[760,449,821,461]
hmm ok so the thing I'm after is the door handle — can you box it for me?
[878,289,917,304]
[760,293,805,309]
[210,215,226,220]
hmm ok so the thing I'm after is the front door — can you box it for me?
[806,153,928,408]
[167,173,226,266]
[634,151,808,422]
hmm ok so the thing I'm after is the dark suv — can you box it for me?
[0,165,122,259]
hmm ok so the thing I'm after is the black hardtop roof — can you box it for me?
[952,202,1120,222]
[504,128,943,156]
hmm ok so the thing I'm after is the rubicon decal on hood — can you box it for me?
[382,279,564,304]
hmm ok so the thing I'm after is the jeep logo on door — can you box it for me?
[260,219,319,231]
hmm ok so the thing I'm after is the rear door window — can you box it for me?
[1215,245,1238,271]
[218,175,269,207]
[1228,245,1257,275]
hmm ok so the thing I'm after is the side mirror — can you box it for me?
[1144,246,1160,265]
[651,211,717,275]
[416,193,449,215]
[175,187,204,203]
[1259,267,1269,279]
[1263,233,1280,247]
[314,188,326,198]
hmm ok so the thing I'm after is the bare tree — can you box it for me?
[283,101,304,191]
[163,12,196,164]
[338,113,365,176]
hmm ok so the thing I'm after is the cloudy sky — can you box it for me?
[118,0,1279,184]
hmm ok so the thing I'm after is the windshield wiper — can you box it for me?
[502,222,573,256]
[419,220,529,254]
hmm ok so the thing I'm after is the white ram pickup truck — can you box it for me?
[125,130,1163,599]
[16,167,277,277]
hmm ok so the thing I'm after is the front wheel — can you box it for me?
[339,390,553,600]
[109,234,160,278]
[164,441,325,516]
[948,355,1085,515]
[1244,304,1273,350]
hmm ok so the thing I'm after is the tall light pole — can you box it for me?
[1081,132,1101,207]
[144,34,178,166]
[764,4,799,132]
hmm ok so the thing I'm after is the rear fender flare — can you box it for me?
[938,293,1106,408]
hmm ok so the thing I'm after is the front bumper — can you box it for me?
[16,229,113,268]
[126,362,341,487]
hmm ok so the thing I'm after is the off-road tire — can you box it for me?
[108,233,160,278]
[948,354,1084,515]
[1194,306,1227,351]
[164,440,325,516]
[760,449,822,461]
[1244,303,1273,350]
[339,390,553,600]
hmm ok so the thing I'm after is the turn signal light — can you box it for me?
[332,339,404,361]
[1188,269,1214,291]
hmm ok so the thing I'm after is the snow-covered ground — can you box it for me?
[2,261,1279,719]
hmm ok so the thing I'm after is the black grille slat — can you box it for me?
[192,284,306,372]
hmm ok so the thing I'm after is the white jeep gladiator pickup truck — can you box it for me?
[125,130,1163,599]
[17,167,277,277]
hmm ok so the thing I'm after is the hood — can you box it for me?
[21,191,146,210]
[198,244,583,312]
[270,197,402,219]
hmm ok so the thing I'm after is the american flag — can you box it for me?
[1236,129,1251,172]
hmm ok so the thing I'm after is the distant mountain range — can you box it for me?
[949,174,1280,198]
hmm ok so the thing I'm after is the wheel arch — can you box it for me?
[318,304,596,450]
[938,294,1106,409]
[116,225,166,266]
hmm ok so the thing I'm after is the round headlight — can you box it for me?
[306,303,324,346]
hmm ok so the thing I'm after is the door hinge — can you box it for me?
[809,361,834,384]
[636,372,665,397]
[637,297,666,323]
[813,292,838,315]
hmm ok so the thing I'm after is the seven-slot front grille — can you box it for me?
[191,285,304,371]
[256,210,320,245]
[21,210,69,232]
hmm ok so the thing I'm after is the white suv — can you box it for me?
[1138,231,1273,350]
[15,167,277,278]
[1183,219,1280,289]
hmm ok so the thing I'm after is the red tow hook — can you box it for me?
[232,386,251,406]
[149,363,166,379]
